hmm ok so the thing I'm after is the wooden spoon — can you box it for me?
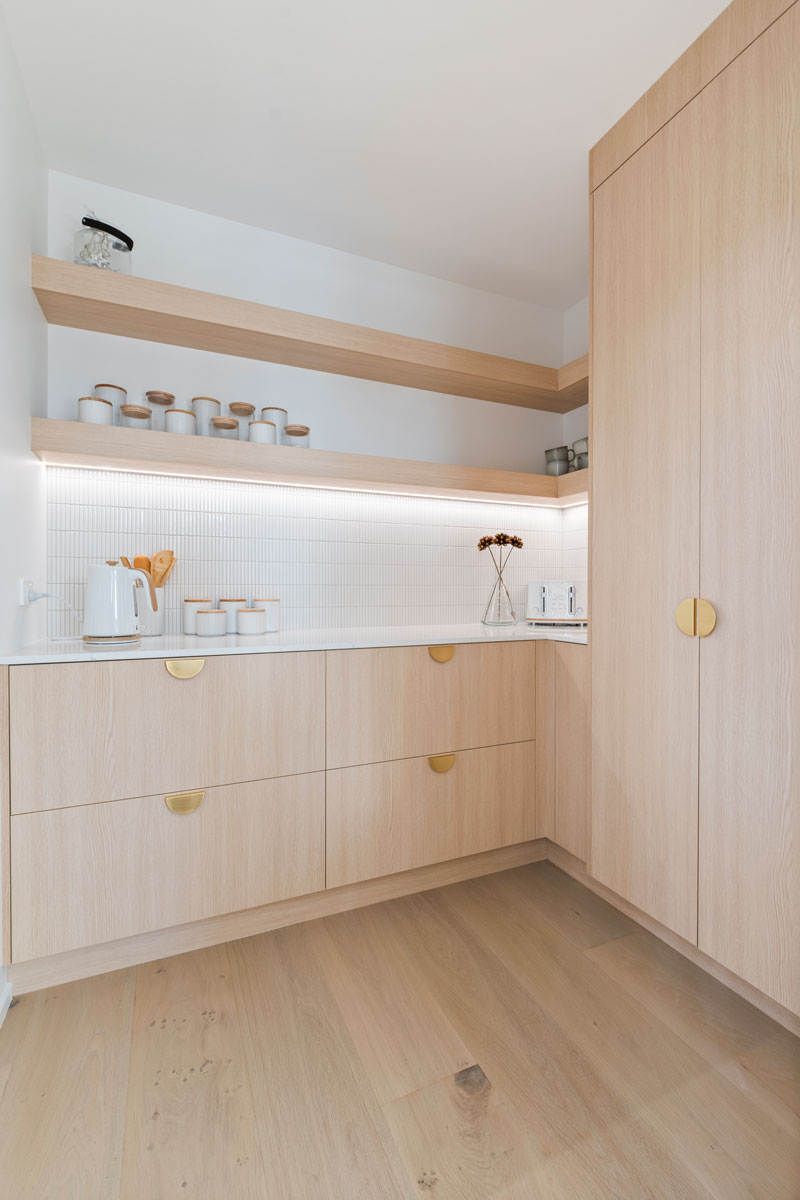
[133,555,151,573]
[151,550,174,588]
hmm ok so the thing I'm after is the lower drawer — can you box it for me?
[326,741,538,887]
[11,773,325,961]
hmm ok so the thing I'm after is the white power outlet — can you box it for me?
[18,579,33,607]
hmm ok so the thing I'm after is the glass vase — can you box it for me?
[482,556,517,626]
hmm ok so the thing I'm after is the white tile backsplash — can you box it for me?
[46,468,588,637]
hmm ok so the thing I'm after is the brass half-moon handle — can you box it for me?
[165,789,204,814]
[428,753,456,773]
[675,598,717,638]
[165,658,205,679]
[697,598,717,638]
[428,645,454,663]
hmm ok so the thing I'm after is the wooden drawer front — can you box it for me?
[326,642,536,769]
[327,741,538,887]
[11,773,325,961]
[10,652,324,814]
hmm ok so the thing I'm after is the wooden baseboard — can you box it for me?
[9,839,547,994]
[546,842,800,1038]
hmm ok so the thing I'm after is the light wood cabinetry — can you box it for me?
[326,642,536,769]
[11,773,325,961]
[326,742,538,887]
[554,643,589,861]
[591,3,800,1013]
[697,10,800,1016]
[10,652,324,813]
[590,100,702,944]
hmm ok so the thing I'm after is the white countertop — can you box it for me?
[0,622,587,665]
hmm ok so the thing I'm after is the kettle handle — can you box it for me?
[129,568,158,617]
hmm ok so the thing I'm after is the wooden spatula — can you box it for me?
[133,555,151,573]
[151,550,175,588]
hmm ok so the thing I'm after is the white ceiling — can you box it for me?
[3,0,728,309]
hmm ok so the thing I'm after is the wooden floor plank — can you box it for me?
[119,943,269,1198]
[0,969,135,1200]
[587,930,800,1128]
[378,888,713,1199]
[509,859,638,949]
[228,923,413,1200]
[443,866,800,1200]
[383,1064,548,1198]
[309,905,475,1103]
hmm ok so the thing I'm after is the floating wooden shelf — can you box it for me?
[31,419,587,505]
[31,257,588,414]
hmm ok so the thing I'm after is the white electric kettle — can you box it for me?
[82,561,157,643]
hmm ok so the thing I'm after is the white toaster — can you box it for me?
[526,580,588,623]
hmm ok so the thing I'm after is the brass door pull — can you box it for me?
[675,598,717,638]
[428,645,454,663]
[165,790,204,814]
[428,753,456,773]
[165,658,205,679]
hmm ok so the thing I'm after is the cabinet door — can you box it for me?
[10,652,324,813]
[699,10,800,1014]
[11,773,325,960]
[590,102,702,942]
[326,643,536,769]
[326,741,538,887]
[554,643,588,861]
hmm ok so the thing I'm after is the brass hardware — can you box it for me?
[428,753,456,773]
[428,645,454,663]
[165,789,204,814]
[165,658,205,679]
[675,598,717,638]
[675,598,696,637]
[697,598,717,638]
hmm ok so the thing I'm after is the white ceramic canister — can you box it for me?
[191,396,221,436]
[165,408,197,435]
[237,607,267,635]
[145,390,175,432]
[248,420,276,445]
[78,395,113,425]
[93,383,127,424]
[183,598,212,635]
[253,597,280,632]
[140,588,166,636]
[261,407,287,443]
[211,416,238,439]
[120,404,152,429]
[195,609,227,637]
[219,598,246,633]
[284,424,310,448]
[229,402,255,440]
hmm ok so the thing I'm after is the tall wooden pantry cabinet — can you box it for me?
[590,1,799,1015]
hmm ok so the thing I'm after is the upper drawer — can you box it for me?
[326,641,536,768]
[10,652,324,814]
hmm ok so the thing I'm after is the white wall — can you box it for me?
[46,173,586,474]
[0,16,47,653]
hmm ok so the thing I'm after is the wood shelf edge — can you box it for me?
[32,257,588,413]
[31,418,570,505]
[557,468,589,498]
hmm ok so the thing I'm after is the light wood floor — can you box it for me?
[0,861,798,1199]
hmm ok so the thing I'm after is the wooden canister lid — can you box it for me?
[168,408,196,417]
[184,597,212,602]
[219,597,246,602]
[191,396,220,405]
[248,420,276,426]
[262,406,288,413]
[196,609,224,614]
[229,402,255,416]
[120,404,151,418]
[146,390,175,404]
[211,416,237,429]
[284,424,310,435]
[79,395,112,405]
[94,383,127,393]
